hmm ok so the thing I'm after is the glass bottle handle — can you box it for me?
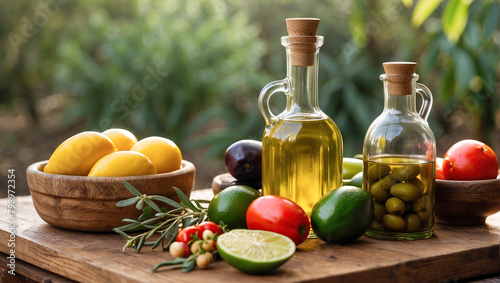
[258,79,289,126]
[416,83,433,121]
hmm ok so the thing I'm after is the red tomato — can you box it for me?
[435,157,445,180]
[198,221,223,236]
[176,226,203,244]
[442,139,499,180]
[246,195,310,246]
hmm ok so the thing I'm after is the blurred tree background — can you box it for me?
[1,0,498,195]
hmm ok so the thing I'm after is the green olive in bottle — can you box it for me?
[390,183,420,202]
[370,220,385,231]
[367,164,391,180]
[373,201,386,222]
[371,183,391,203]
[382,214,406,232]
[391,165,420,181]
[405,213,422,232]
[385,197,406,216]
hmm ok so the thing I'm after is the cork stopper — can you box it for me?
[382,62,417,96]
[285,18,320,66]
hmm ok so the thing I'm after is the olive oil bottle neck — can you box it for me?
[383,80,418,115]
[284,45,322,118]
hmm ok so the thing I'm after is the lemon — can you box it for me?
[208,185,260,230]
[88,151,156,177]
[44,131,116,176]
[130,136,182,174]
[217,229,295,274]
[102,128,138,151]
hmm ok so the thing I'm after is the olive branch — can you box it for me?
[113,181,210,253]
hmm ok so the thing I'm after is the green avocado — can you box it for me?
[311,186,374,244]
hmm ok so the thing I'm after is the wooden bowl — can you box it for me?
[27,160,195,232]
[435,172,500,225]
[211,173,262,195]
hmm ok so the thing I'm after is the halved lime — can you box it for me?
[216,229,295,274]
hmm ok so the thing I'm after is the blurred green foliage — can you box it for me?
[1,0,498,162]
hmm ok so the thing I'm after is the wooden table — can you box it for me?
[0,189,499,283]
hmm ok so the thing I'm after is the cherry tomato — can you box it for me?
[442,139,499,180]
[198,221,223,236]
[246,195,310,246]
[169,241,190,258]
[176,226,203,245]
[435,157,445,180]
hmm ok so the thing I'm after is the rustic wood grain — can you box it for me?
[0,192,498,283]
[0,256,76,283]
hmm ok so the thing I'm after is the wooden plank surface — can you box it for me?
[0,191,499,283]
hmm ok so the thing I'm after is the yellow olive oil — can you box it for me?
[363,156,435,240]
[262,118,343,218]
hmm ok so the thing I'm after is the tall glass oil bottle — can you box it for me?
[258,18,343,222]
[363,62,436,240]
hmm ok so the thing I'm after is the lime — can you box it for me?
[311,186,374,244]
[343,171,363,188]
[217,229,295,274]
[208,185,260,230]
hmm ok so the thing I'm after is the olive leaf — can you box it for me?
[174,187,201,212]
[152,257,187,272]
[116,196,139,207]
[114,182,209,255]
[143,198,161,212]
[122,181,143,197]
[150,195,181,208]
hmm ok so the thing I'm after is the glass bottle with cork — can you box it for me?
[258,18,343,225]
[363,62,436,240]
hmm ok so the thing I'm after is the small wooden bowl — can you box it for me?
[211,173,262,195]
[435,172,500,226]
[27,160,195,232]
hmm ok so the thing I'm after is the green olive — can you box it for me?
[382,214,406,232]
[412,195,433,222]
[380,175,397,190]
[405,213,422,232]
[367,164,391,180]
[370,220,385,231]
[370,182,391,203]
[370,175,397,196]
[385,197,406,216]
[373,201,386,222]
[409,178,425,195]
[391,165,420,181]
[390,183,420,202]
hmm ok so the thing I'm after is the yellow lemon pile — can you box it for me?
[43,128,182,177]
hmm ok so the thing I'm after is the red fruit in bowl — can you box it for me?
[442,139,499,180]
[435,157,445,180]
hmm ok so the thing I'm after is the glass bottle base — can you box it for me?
[365,228,434,241]
[307,232,318,239]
